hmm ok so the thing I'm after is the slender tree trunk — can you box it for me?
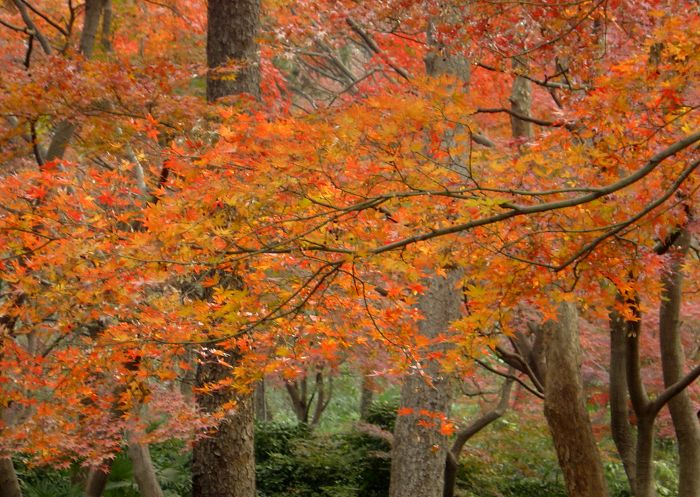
[609,310,638,494]
[658,231,700,497]
[79,0,105,58]
[127,434,164,497]
[634,417,657,497]
[254,380,269,421]
[359,374,375,421]
[543,302,610,497]
[389,270,462,497]
[510,57,533,140]
[310,370,331,426]
[100,0,113,52]
[0,457,21,497]
[84,467,110,497]
[46,0,105,162]
[443,376,513,497]
[625,307,658,497]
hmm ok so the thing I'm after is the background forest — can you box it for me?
[0,1,699,497]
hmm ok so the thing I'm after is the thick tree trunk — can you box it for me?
[190,2,261,496]
[543,302,610,497]
[390,31,467,497]
[127,435,164,497]
[389,360,452,497]
[609,310,638,494]
[206,0,261,101]
[389,270,462,497]
[192,356,256,497]
[658,232,700,497]
[0,458,21,497]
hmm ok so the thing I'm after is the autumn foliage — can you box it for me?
[0,0,698,473]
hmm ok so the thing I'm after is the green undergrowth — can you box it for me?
[16,401,679,497]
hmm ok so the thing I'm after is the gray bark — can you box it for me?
[285,370,331,426]
[84,467,110,497]
[189,1,262,495]
[46,0,105,163]
[658,231,700,497]
[389,30,468,497]
[100,0,113,52]
[510,58,533,140]
[625,309,657,497]
[192,355,255,497]
[389,270,463,497]
[127,435,164,497]
[206,0,261,101]
[543,302,610,497]
[359,374,375,421]
[0,458,21,497]
[609,310,638,494]
[254,380,269,421]
[79,0,105,58]
[443,376,513,497]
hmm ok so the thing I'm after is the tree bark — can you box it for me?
[189,2,262,496]
[658,231,700,497]
[45,0,105,163]
[206,0,261,101]
[510,58,533,140]
[84,466,110,497]
[79,0,105,58]
[443,376,513,497]
[192,355,256,497]
[389,30,468,497]
[609,310,638,494]
[254,380,269,422]
[389,270,462,497]
[359,374,375,421]
[543,302,610,497]
[624,307,658,497]
[0,457,21,497]
[127,435,164,497]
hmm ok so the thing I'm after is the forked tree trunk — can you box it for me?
[543,302,610,497]
[658,231,700,497]
[443,376,513,497]
[389,270,462,497]
[127,434,164,497]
